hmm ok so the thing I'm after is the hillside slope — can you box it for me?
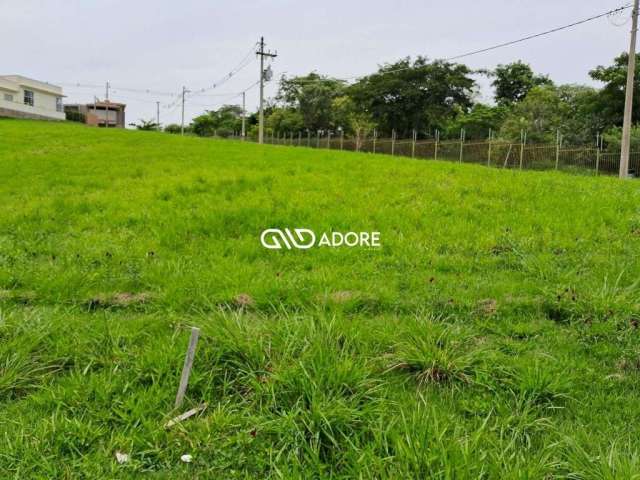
[1,119,640,477]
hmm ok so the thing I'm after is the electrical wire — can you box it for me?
[189,42,258,97]
[272,4,633,85]
[444,4,632,62]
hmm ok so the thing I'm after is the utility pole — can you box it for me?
[256,37,277,144]
[156,101,160,130]
[620,0,640,178]
[180,86,189,136]
[241,91,246,139]
[105,81,110,128]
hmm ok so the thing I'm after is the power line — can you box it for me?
[273,4,633,85]
[189,42,258,97]
[444,4,632,62]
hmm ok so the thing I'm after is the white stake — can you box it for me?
[175,327,200,409]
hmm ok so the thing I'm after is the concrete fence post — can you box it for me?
[519,130,527,170]
[411,129,417,158]
[391,129,396,156]
[595,132,601,175]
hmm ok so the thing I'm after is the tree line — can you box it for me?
[159,52,640,148]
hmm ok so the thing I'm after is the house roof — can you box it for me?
[66,100,127,109]
[0,75,64,96]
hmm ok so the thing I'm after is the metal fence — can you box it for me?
[229,131,640,177]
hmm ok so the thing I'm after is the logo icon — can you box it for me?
[260,228,316,250]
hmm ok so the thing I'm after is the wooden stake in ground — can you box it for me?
[165,403,208,429]
[175,326,200,409]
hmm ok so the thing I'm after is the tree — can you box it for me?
[332,96,376,147]
[445,104,507,140]
[347,56,475,138]
[589,52,640,127]
[191,105,243,137]
[499,85,568,143]
[265,108,304,133]
[276,73,346,131]
[492,61,552,105]
[602,125,640,152]
[556,84,602,145]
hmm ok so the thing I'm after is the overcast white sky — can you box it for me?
[2,0,634,127]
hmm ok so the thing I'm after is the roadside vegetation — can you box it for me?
[1,119,640,477]
[176,53,640,152]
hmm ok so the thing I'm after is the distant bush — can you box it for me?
[164,124,182,134]
[65,111,85,123]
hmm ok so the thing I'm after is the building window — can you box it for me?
[56,97,63,112]
[24,90,34,106]
[3,93,13,102]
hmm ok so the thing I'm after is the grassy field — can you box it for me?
[2,119,640,478]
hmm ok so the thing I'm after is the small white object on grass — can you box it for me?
[180,454,192,463]
[115,451,129,464]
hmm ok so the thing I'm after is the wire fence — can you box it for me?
[223,131,640,177]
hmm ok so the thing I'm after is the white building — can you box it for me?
[0,75,65,121]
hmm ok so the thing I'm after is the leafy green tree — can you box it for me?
[492,61,552,105]
[498,83,605,145]
[266,108,305,134]
[347,56,475,138]
[590,53,640,127]
[445,104,507,140]
[191,105,243,137]
[499,85,567,143]
[602,125,640,152]
[556,84,602,145]
[332,96,376,137]
[276,73,346,131]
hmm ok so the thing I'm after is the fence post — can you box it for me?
[327,131,332,149]
[459,128,465,163]
[519,130,526,170]
[411,129,417,158]
[316,131,321,148]
[391,129,396,156]
[307,130,311,147]
[373,129,377,154]
[595,132,601,175]
[298,131,302,146]
[434,129,439,161]
[340,130,344,150]
[487,128,493,167]
[555,130,561,170]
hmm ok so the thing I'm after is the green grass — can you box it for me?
[2,118,640,478]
